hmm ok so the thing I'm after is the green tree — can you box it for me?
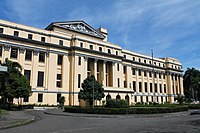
[78,75,105,107]
[0,59,31,107]
[184,68,200,102]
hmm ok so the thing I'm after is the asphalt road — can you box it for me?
[1,110,200,133]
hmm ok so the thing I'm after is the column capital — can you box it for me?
[46,51,49,57]
[4,45,10,51]
[19,47,25,54]
[84,56,88,61]
[33,50,39,56]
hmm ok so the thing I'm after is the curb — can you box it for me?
[0,111,38,130]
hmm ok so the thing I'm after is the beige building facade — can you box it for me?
[0,19,184,105]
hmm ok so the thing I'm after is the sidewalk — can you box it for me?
[0,110,36,129]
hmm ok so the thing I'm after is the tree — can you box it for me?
[184,68,200,102]
[0,59,31,107]
[78,75,105,107]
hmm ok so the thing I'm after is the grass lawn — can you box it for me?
[0,109,7,116]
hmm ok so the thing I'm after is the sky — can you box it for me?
[0,0,200,71]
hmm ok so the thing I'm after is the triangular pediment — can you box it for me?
[46,21,105,39]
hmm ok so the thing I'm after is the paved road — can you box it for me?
[1,110,200,133]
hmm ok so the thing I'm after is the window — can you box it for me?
[133,81,136,91]
[133,57,135,61]
[118,78,120,87]
[135,96,137,102]
[132,68,135,75]
[10,47,18,59]
[163,64,165,67]
[0,46,2,56]
[59,40,63,46]
[160,84,162,93]
[108,49,111,54]
[14,31,19,37]
[80,42,83,47]
[149,71,152,77]
[57,94,61,103]
[24,70,31,81]
[149,61,152,64]
[28,34,33,40]
[150,83,152,92]
[38,94,43,102]
[99,47,102,52]
[145,82,147,92]
[155,83,157,92]
[25,50,32,61]
[78,74,81,88]
[23,97,29,102]
[39,52,45,62]
[124,81,127,88]
[0,28,3,33]
[159,73,161,79]
[57,55,63,65]
[116,51,118,55]
[124,55,126,58]
[117,63,119,71]
[144,70,147,77]
[159,63,160,67]
[78,57,81,65]
[56,74,62,88]
[89,45,93,50]
[164,84,166,93]
[154,72,157,78]
[37,71,44,87]
[138,69,141,76]
[123,66,126,74]
[163,74,165,79]
[41,37,45,42]
[144,60,146,64]
[139,82,142,92]
[139,58,141,62]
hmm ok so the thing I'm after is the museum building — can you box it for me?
[0,19,184,105]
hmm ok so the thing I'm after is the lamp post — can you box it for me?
[93,76,94,108]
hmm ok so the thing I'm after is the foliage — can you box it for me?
[106,99,128,108]
[78,75,105,107]
[64,106,188,114]
[0,58,31,107]
[58,96,65,109]
[183,68,200,102]
[175,94,184,104]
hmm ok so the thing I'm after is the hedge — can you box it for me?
[188,104,200,109]
[106,99,128,108]
[64,106,188,114]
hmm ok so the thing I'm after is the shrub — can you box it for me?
[106,99,128,108]
[188,104,200,109]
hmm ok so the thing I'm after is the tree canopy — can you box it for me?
[78,75,105,106]
[183,68,200,101]
[0,58,31,105]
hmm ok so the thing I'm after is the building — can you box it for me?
[0,19,184,105]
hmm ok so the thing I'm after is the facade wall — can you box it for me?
[0,19,184,105]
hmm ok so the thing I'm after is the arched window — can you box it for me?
[116,94,121,100]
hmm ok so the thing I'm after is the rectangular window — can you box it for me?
[150,83,152,92]
[118,78,120,87]
[59,40,63,46]
[139,58,141,62]
[145,82,147,92]
[99,47,102,52]
[14,31,19,37]
[0,28,3,33]
[25,50,32,61]
[23,97,29,102]
[117,63,119,71]
[89,45,93,50]
[133,81,136,91]
[24,70,31,81]
[80,42,83,47]
[159,73,161,79]
[0,46,2,56]
[124,55,126,58]
[155,83,157,92]
[37,71,44,87]
[41,37,45,42]
[163,74,166,79]
[56,74,62,88]
[154,72,157,78]
[124,81,127,88]
[160,84,162,93]
[78,74,81,88]
[123,66,126,74]
[57,94,61,103]
[164,84,166,93]
[39,52,45,63]
[144,70,147,77]
[116,51,118,55]
[139,82,142,92]
[133,57,135,61]
[38,94,43,102]
[144,60,146,64]
[78,57,81,66]
[10,47,18,59]
[135,96,137,102]
[57,55,63,65]
[149,71,152,77]
[28,34,33,40]
[132,68,135,75]
[138,69,141,76]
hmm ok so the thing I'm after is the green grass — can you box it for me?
[0,109,7,116]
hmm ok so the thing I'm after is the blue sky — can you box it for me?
[0,0,200,71]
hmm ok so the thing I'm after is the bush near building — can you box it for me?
[106,99,128,108]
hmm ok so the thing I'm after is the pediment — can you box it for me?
[46,21,105,39]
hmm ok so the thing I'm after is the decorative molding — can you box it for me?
[19,47,25,54]
[33,50,39,56]
[46,51,49,57]
[4,45,10,51]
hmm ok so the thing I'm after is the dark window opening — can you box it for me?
[38,94,43,102]
[28,34,33,40]
[14,31,19,37]
[24,70,31,81]
[41,37,45,42]
[37,71,44,87]
[0,28,3,34]
[57,55,63,65]
[39,52,45,62]
[25,50,32,61]
[59,40,63,46]
[10,47,18,59]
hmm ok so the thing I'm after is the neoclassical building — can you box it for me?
[0,19,184,105]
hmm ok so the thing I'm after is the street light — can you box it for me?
[93,76,94,108]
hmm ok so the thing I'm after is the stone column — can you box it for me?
[179,75,184,95]
[112,62,116,87]
[32,50,39,89]
[102,61,107,86]
[3,45,10,61]
[94,58,97,79]
[84,57,88,79]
